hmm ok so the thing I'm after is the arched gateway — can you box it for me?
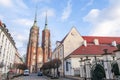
[91,63,106,80]
[111,61,120,76]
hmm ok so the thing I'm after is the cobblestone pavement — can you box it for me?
[13,74,72,80]
[13,74,47,80]
[47,77,72,80]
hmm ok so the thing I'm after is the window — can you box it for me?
[66,62,69,71]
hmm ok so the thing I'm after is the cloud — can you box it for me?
[38,7,55,19]
[31,0,51,3]
[12,32,28,46]
[81,0,94,10]
[12,18,33,27]
[11,19,32,53]
[0,0,28,9]
[84,0,120,36]
[18,47,27,56]
[61,0,72,21]
[0,0,13,7]
[12,32,28,55]
[41,9,55,17]
[15,0,28,9]
[0,15,4,20]
[83,9,100,23]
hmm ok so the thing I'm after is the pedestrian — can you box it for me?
[57,71,60,77]
[7,71,9,80]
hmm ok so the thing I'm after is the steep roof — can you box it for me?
[71,45,117,55]
[60,27,83,43]
[82,36,120,44]
[60,33,68,43]
[64,36,120,59]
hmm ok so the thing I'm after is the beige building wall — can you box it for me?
[52,27,84,76]
[63,27,84,58]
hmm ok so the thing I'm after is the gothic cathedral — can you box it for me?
[26,12,51,73]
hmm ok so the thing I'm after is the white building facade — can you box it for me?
[0,21,16,74]
[52,27,120,79]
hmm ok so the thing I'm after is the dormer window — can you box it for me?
[83,40,87,47]
[94,39,99,45]
[111,41,116,46]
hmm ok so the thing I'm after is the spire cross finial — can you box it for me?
[45,11,47,25]
[44,11,48,29]
[34,5,37,22]
[33,5,38,27]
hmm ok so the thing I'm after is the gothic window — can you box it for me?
[32,61,35,65]
[33,55,36,59]
[33,49,36,53]
[2,35,4,43]
[34,36,37,40]
[33,42,36,47]
[46,40,48,46]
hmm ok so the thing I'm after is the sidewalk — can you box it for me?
[65,76,81,80]
[46,76,81,80]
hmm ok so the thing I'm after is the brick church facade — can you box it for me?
[26,13,51,73]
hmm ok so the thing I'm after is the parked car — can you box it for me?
[23,69,29,76]
[37,71,43,76]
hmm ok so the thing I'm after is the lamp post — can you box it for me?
[62,44,65,77]
[102,49,113,79]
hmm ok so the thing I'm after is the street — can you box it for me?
[13,74,72,80]
[13,73,47,80]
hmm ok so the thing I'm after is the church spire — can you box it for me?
[44,11,48,29]
[33,6,37,27]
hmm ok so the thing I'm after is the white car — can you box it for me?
[23,69,29,76]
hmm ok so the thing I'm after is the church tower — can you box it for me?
[42,13,51,63]
[26,9,40,73]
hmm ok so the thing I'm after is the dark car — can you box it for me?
[37,71,43,76]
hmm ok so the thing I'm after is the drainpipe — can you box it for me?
[62,43,65,77]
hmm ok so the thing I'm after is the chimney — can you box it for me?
[94,39,99,45]
[112,41,116,46]
[83,40,87,47]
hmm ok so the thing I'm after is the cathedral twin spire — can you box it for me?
[33,6,48,30]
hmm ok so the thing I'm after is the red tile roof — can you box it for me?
[82,36,120,44]
[71,45,117,55]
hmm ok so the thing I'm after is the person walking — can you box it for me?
[57,71,60,77]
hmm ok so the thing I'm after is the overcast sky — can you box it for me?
[0,0,120,56]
